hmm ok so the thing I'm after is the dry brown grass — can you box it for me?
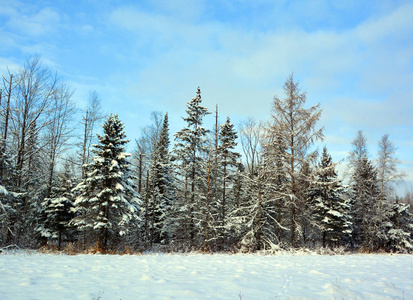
[36,241,143,255]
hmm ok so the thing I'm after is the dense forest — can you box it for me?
[1,56,412,254]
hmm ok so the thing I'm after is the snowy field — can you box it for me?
[0,252,412,299]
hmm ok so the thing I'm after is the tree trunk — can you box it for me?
[58,231,62,251]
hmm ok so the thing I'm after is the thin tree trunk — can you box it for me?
[257,173,262,250]
[205,144,212,251]
[138,153,143,194]
[214,105,219,206]
[58,231,62,251]
[3,74,12,143]
[82,110,89,178]
[222,161,227,228]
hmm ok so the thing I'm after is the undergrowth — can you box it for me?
[1,242,410,256]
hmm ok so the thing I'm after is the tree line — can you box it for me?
[1,57,412,253]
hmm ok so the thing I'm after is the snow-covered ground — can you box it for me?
[0,251,412,299]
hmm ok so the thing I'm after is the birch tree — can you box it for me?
[376,134,405,205]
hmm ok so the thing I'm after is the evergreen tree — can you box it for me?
[171,87,210,248]
[147,113,174,245]
[38,163,75,250]
[309,147,351,247]
[72,114,141,252]
[386,199,413,252]
[214,117,241,249]
[350,157,379,249]
[0,184,13,245]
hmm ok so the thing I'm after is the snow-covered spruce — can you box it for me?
[350,156,380,250]
[171,87,211,248]
[37,162,75,250]
[308,146,352,248]
[71,113,141,252]
[146,112,174,246]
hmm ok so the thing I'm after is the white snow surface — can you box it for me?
[0,252,412,299]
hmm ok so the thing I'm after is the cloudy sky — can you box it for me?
[1,0,412,193]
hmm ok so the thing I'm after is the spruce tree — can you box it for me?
[309,147,351,248]
[387,199,413,252]
[215,117,241,249]
[72,114,141,252]
[147,112,173,245]
[38,163,74,249]
[350,157,379,249]
[172,87,210,248]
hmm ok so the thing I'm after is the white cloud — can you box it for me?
[355,3,413,43]
[6,7,62,36]
[104,1,413,149]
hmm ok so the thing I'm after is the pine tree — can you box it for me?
[171,87,210,248]
[72,114,141,252]
[309,147,351,248]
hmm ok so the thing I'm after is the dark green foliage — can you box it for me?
[71,114,141,251]
[309,147,352,247]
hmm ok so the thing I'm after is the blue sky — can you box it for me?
[1,0,413,194]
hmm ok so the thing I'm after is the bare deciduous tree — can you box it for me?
[44,83,76,197]
[376,134,405,200]
[239,118,263,178]
[268,74,323,247]
[346,130,368,179]
[132,111,163,193]
[11,56,59,188]
[79,91,104,178]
